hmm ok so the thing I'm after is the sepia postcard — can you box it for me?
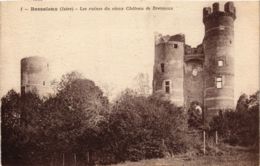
[0,1,259,166]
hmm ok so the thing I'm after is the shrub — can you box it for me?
[101,89,188,162]
[209,91,259,146]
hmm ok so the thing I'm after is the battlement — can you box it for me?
[153,1,235,123]
[203,2,236,23]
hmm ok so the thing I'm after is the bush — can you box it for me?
[101,89,188,162]
[209,91,259,146]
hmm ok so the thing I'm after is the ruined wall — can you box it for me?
[203,2,236,122]
[184,44,204,109]
[21,56,52,97]
[153,34,185,106]
[153,2,236,117]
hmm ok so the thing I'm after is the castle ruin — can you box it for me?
[153,2,236,122]
[21,56,52,97]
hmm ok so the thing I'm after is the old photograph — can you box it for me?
[0,1,259,165]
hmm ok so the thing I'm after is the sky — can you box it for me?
[0,1,259,101]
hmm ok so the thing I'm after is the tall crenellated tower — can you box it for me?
[153,34,185,106]
[152,2,236,122]
[21,56,52,97]
[203,2,236,122]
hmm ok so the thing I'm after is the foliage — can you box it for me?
[100,89,188,162]
[1,90,21,164]
[132,73,151,96]
[235,93,249,111]
[1,72,109,165]
[5,72,258,165]
[1,90,45,165]
[209,91,259,146]
[41,72,109,161]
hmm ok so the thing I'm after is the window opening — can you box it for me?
[161,63,165,72]
[216,76,222,88]
[165,81,170,93]
[218,60,224,67]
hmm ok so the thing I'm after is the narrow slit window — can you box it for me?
[165,81,170,93]
[174,44,178,48]
[161,63,165,73]
[216,76,222,89]
[43,81,45,86]
[218,60,224,67]
[21,86,25,95]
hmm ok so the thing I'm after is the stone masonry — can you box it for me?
[153,2,236,122]
[21,56,52,97]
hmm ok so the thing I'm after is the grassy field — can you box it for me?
[110,146,259,166]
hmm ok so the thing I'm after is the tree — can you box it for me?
[99,82,116,99]
[1,90,21,164]
[19,92,45,164]
[248,90,259,110]
[236,93,249,111]
[132,73,151,96]
[1,89,21,129]
[101,89,188,162]
[57,71,83,91]
[210,91,259,146]
[41,71,109,164]
[1,90,45,165]
[1,71,110,165]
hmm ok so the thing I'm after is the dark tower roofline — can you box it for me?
[169,34,185,43]
[203,1,236,23]
[155,33,185,45]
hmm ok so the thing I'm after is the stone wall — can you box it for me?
[21,56,52,97]
[184,59,204,109]
[153,34,185,106]
[152,2,236,123]
[203,2,236,122]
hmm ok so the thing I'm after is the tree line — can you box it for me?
[1,71,259,165]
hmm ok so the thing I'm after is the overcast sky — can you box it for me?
[0,1,259,101]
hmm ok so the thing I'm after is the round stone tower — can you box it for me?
[203,2,236,122]
[153,34,185,106]
[21,56,52,97]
